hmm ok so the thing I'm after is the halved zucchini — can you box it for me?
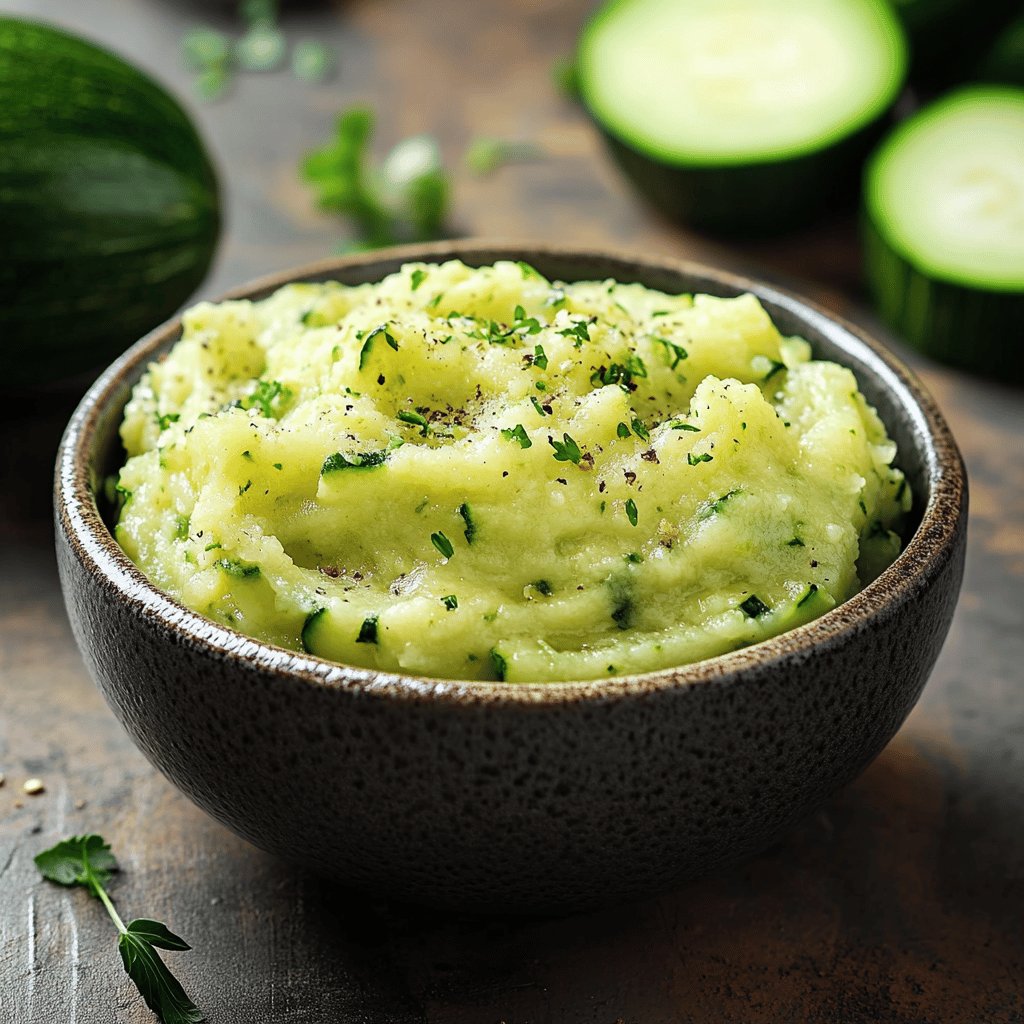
[863,86,1024,381]
[577,0,908,235]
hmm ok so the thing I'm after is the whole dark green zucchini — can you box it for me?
[0,18,220,384]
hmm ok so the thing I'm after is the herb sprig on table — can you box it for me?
[35,835,204,1024]
[304,106,545,248]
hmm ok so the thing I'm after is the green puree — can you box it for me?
[115,260,910,682]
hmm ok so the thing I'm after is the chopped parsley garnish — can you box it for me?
[616,422,631,439]
[788,537,806,547]
[530,396,548,417]
[431,531,454,558]
[155,412,180,431]
[239,379,292,419]
[356,616,379,644]
[671,422,700,431]
[397,410,430,436]
[557,319,591,346]
[442,594,458,610]
[517,260,542,280]
[359,324,399,369]
[624,552,643,564]
[739,595,770,618]
[590,354,647,389]
[687,452,713,465]
[321,449,389,473]
[533,344,548,369]
[410,268,428,290]
[458,502,476,544]
[653,336,688,370]
[174,515,190,540]
[630,418,649,442]
[798,584,820,608]
[217,558,260,579]
[501,423,532,448]
[548,432,582,464]
[625,498,638,527]
[238,480,252,495]
[273,462,283,470]
[532,579,553,596]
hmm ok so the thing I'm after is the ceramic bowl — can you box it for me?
[55,242,967,913]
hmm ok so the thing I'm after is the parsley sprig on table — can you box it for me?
[303,108,449,249]
[34,835,204,1024]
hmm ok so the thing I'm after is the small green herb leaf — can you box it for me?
[239,380,291,419]
[548,432,581,464]
[431,531,454,558]
[617,422,631,439]
[687,452,713,465]
[631,418,649,442]
[321,449,389,473]
[653,336,688,370]
[533,344,548,369]
[34,835,117,888]
[501,424,532,449]
[410,268,428,291]
[625,498,638,527]
[118,929,204,1024]
[458,503,475,544]
[126,919,192,953]
[442,594,458,610]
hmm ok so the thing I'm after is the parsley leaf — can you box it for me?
[431,531,454,558]
[625,498,638,527]
[740,595,770,618]
[303,107,450,247]
[548,432,582,464]
[652,336,688,370]
[238,379,291,419]
[35,836,204,1024]
[501,423,533,449]
[358,323,399,369]
[532,344,548,370]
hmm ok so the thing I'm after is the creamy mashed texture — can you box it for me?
[115,260,910,682]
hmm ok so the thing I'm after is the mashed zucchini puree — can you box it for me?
[115,260,909,682]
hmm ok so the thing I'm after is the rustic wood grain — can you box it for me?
[2,0,1022,1021]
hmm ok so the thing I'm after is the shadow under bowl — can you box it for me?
[54,241,967,913]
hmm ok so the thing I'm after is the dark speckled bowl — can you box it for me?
[55,242,967,913]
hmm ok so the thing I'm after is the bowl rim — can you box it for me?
[55,239,967,705]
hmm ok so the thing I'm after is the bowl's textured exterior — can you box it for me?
[55,242,967,913]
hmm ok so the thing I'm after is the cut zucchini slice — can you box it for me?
[864,86,1024,380]
[577,0,907,234]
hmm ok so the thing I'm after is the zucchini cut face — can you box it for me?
[863,86,1024,380]
[578,0,907,166]
[866,87,1024,291]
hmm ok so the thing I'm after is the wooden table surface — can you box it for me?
[2,1,1022,1021]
